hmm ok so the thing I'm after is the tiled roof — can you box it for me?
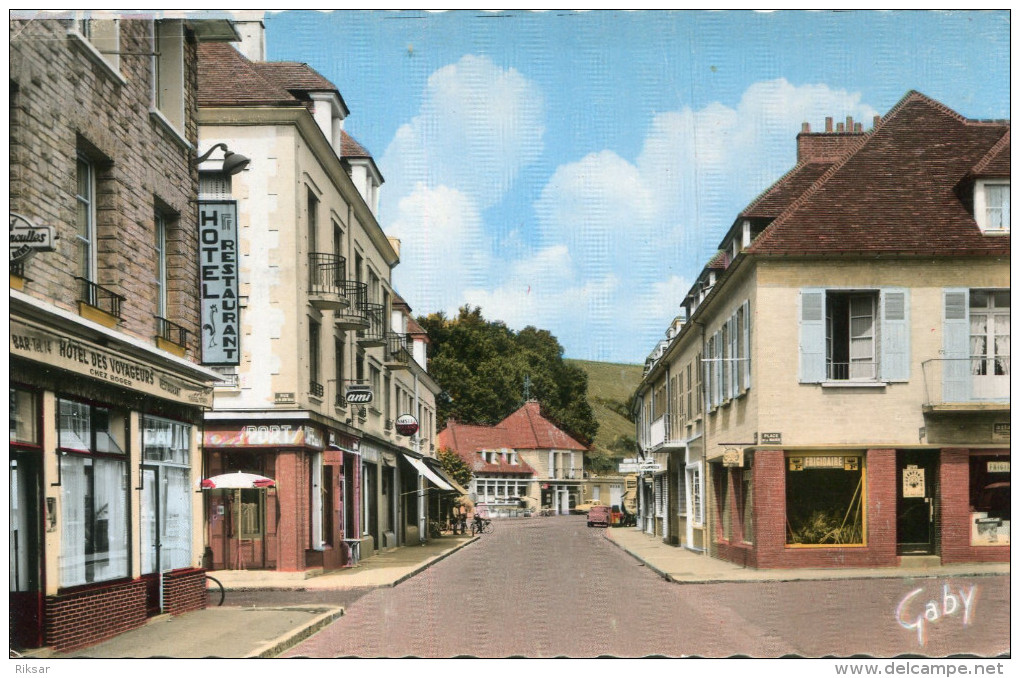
[740,161,834,219]
[748,91,1010,257]
[437,423,537,475]
[970,129,1010,178]
[198,43,304,108]
[340,130,372,159]
[705,250,729,270]
[406,316,428,338]
[253,61,339,94]
[436,402,588,474]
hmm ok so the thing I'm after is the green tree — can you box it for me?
[437,448,473,488]
[419,306,598,445]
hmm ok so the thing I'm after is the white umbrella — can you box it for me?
[200,471,276,490]
[200,472,275,570]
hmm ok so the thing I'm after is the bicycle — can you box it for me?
[471,517,493,535]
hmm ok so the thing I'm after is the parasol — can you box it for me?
[200,471,276,489]
[200,472,276,569]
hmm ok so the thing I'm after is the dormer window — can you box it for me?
[975,180,1010,234]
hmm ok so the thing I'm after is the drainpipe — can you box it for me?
[693,318,709,557]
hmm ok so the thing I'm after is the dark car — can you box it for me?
[587,505,611,527]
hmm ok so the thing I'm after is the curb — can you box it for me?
[391,536,480,587]
[604,530,1009,585]
[248,606,345,658]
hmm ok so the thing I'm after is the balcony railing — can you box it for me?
[309,380,324,398]
[358,302,385,346]
[385,332,412,369]
[156,316,189,348]
[76,277,125,318]
[335,280,369,330]
[826,361,878,382]
[922,358,1010,410]
[308,253,346,311]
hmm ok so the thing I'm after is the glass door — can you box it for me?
[971,290,1010,399]
[10,453,43,648]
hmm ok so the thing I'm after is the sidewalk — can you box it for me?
[35,534,476,659]
[605,527,1010,584]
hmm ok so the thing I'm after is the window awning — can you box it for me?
[402,454,454,491]
[423,457,469,495]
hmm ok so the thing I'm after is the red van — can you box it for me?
[587,505,611,527]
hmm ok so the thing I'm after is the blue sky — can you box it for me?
[265,10,1010,364]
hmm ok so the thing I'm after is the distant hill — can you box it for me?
[567,359,642,471]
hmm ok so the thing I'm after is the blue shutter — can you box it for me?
[942,289,970,402]
[742,300,752,391]
[880,288,910,381]
[799,288,826,383]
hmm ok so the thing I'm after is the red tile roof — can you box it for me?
[437,402,588,474]
[340,130,372,159]
[253,61,340,94]
[198,43,303,108]
[740,161,834,219]
[970,129,1010,178]
[748,91,1010,257]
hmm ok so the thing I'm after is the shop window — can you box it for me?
[141,416,192,573]
[687,464,703,526]
[57,397,129,587]
[786,454,864,546]
[10,387,38,445]
[969,455,1010,546]
[238,489,265,539]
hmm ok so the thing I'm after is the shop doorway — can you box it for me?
[897,451,937,554]
[10,452,44,649]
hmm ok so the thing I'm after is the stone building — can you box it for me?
[9,13,236,651]
[635,92,1009,568]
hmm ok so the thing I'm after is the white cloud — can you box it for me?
[381,54,545,212]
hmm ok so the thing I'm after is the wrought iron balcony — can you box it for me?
[385,332,412,369]
[335,280,370,330]
[357,302,386,346]
[76,277,125,319]
[308,252,347,311]
[156,316,189,348]
[309,380,324,398]
[826,360,878,382]
[921,358,1010,412]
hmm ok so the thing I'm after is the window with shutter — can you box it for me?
[799,289,826,382]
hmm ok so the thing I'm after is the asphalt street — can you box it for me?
[282,516,1010,658]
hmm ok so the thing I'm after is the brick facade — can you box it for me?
[10,18,202,356]
[45,580,147,652]
[939,449,1010,564]
[161,568,209,616]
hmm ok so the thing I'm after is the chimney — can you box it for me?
[797,114,869,162]
[873,115,881,129]
[836,122,845,132]
[825,117,833,133]
[232,19,266,62]
[801,122,811,133]
[854,122,863,132]
[846,116,854,132]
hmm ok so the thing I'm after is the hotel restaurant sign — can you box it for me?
[198,201,240,365]
[10,319,213,408]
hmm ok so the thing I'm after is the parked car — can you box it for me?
[587,505,611,527]
[609,504,624,526]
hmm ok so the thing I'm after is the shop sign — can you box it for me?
[10,319,212,407]
[788,456,860,471]
[198,201,240,365]
[722,448,744,467]
[987,461,1009,473]
[204,424,323,448]
[760,432,782,444]
[902,465,925,498]
[345,383,373,404]
[992,423,1009,441]
[10,212,56,263]
[274,392,296,404]
[395,414,419,436]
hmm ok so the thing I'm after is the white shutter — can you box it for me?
[742,300,752,391]
[943,289,970,401]
[880,288,910,381]
[713,330,723,405]
[800,289,827,382]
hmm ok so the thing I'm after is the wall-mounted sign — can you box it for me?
[10,212,56,264]
[722,448,744,467]
[274,392,295,404]
[345,383,373,404]
[760,432,782,444]
[198,201,240,365]
[395,414,419,436]
[788,456,860,472]
[204,424,324,449]
[988,461,1010,473]
[992,423,1010,441]
[10,319,212,407]
[902,465,926,498]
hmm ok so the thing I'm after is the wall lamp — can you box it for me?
[195,143,251,175]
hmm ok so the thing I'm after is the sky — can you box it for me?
[265,10,1010,365]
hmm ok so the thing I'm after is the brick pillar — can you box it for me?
[939,448,970,563]
[863,448,897,563]
[275,451,302,571]
[751,449,786,567]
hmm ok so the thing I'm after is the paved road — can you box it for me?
[284,516,1010,658]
